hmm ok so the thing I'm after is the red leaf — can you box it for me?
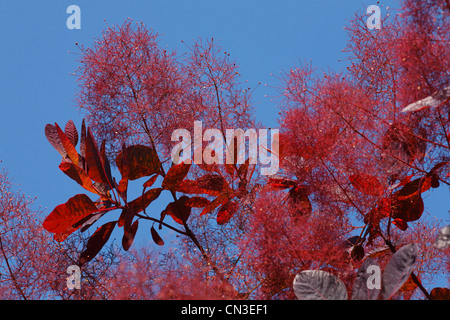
[349,174,384,196]
[64,120,79,148]
[398,175,413,188]
[43,194,99,241]
[162,162,191,190]
[201,192,232,216]
[100,140,114,187]
[116,145,161,181]
[122,220,139,251]
[217,201,238,225]
[198,162,219,173]
[45,123,68,159]
[185,196,210,208]
[128,188,163,215]
[173,179,220,196]
[350,245,365,261]
[143,174,159,188]
[116,144,129,196]
[80,119,87,163]
[59,162,100,195]
[85,127,109,184]
[430,173,440,188]
[56,123,79,166]
[118,208,132,229]
[197,173,227,192]
[391,192,424,222]
[395,178,430,200]
[160,202,178,224]
[73,207,114,232]
[79,221,116,265]
[151,225,164,246]
[430,287,450,300]
[161,196,191,225]
[381,123,417,167]
[392,218,408,231]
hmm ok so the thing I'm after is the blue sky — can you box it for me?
[0,0,401,210]
[0,0,447,291]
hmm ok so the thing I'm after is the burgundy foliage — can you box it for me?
[1,1,448,300]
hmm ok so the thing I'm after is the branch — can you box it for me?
[0,235,27,300]
[135,213,187,235]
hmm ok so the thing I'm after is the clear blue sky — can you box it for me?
[0,0,447,291]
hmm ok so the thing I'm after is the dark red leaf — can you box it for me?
[73,207,114,232]
[116,145,161,181]
[143,174,159,188]
[341,236,360,249]
[85,127,109,184]
[185,196,210,208]
[367,223,382,246]
[100,140,114,187]
[160,202,176,224]
[116,143,129,196]
[426,162,447,188]
[431,173,440,188]
[161,196,191,225]
[392,218,408,231]
[122,220,139,251]
[173,179,220,196]
[80,119,86,160]
[151,225,164,246]
[162,162,191,190]
[430,287,450,300]
[79,221,116,265]
[381,123,417,163]
[391,192,424,222]
[395,178,430,200]
[351,245,365,261]
[197,173,227,192]
[349,174,384,196]
[217,200,238,225]
[128,188,163,215]
[200,192,232,216]
[118,208,132,229]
